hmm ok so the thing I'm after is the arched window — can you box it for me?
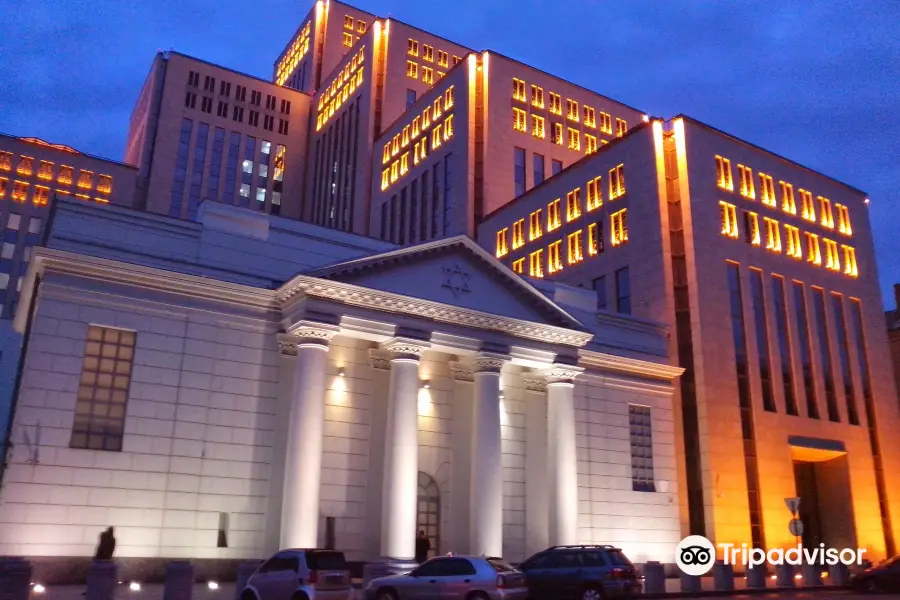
[417,471,440,557]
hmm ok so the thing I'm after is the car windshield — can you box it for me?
[878,555,900,568]
[307,551,347,570]
[606,550,633,566]
[487,558,516,572]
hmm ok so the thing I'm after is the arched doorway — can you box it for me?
[417,471,441,557]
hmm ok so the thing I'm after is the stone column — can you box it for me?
[278,321,340,549]
[380,337,430,562]
[469,352,508,557]
[543,364,583,546]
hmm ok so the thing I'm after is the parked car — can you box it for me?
[517,545,640,600]
[241,549,352,600]
[851,554,900,593]
[365,555,528,600]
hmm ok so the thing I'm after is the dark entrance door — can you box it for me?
[793,461,824,548]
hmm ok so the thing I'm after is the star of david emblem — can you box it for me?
[441,263,472,298]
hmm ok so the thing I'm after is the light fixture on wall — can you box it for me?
[422,380,430,389]
[338,367,346,377]
[499,391,505,400]
[32,584,46,594]
[129,582,141,592]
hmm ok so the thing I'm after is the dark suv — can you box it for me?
[517,545,640,600]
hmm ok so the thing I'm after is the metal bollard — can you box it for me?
[234,561,262,600]
[679,571,701,593]
[776,563,795,587]
[828,562,850,586]
[801,563,823,586]
[745,566,767,589]
[164,561,194,600]
[642,561,665,594]
[86,560,118,600]
[713,561,734,591]
[0,557,33,600]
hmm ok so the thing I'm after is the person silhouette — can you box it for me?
[415,530,431,564]
[94,527,116,560]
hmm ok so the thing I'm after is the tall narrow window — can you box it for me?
[531,85,544,108]
[549,92,562,115]
[567,128,580,151]
[743,211,760,246]
[759,173,776,207]
[512,219,525,249]
[529,209,543,241]
[780,181,795,214]
[720,202,739,238]
[818,196,834,229]
[529,249,544,277]
[842,245,858,277]
[793,282,819,419]
[532,115,546,139]
[566,188,581,221]
[566,98,579,122]
[512,78,527,102]
[70,326,136,452]
[764,217,781,252]
[548,199,561,231]
[824,238,840,272]
[738,165,755,199]
[552,160,563,176]
[800,189,815,222]
[716,156,734,191]
[496,228,509,258]
[533,154,545,186]
[584,106,596,128]
[609,165,625,199]
[615,118,627,137]
[806,232,822,265]
[836,204,852,235]
[629,405,655,492]
[548,240,563,273]
[812,288,840,422]
[586,176,602,211]
[772,276,799,416]
[585,134,597,154]
[831,294,859,425]
[552,123,563,145]
[599,112,612,134]
[593,276,607,310]
[512,258,524,274]
[588,222,603,256]
[514,148,526,196]
[567,230,583,264]
[611,209,628,246]
[513,108,527,133]
[750,269,777,412]
[615,267,630,314]
[785,225,802,259]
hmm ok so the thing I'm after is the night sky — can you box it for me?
[1,0,897,307]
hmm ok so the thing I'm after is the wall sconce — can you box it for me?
[499,391,505,400]
[422,380,430,389]
[338,367,346,377]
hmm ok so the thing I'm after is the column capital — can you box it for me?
[382,337,431,360]
[473,352,509,374]
[449,361,475,382]
[542,364,584,385]
[277,333,299,357]
[368,349,392,370]
[522,375,548,393]
[287,320,341,348]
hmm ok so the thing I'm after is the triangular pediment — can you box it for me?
[302,236,586,332]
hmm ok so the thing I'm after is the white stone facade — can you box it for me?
[0,201,682,565]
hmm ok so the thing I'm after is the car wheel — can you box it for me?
[466,593,489,600]
[291,593,310,600]
[241,591,258,600]
[581,586,605,600]
[376,587,399,600]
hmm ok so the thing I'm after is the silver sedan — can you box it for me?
[366,555,528,600]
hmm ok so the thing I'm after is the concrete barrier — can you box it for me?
[713,561,734,590]
[801,563,823,586]
[679,571,701,593]
[776,563,795,587]
[642,561,665,594]
[745,566,766,589]
[828,562,850,586]
[164,561,194,600]
[234,561,261,600]
[0,557,32,600]
[86,560,118,600]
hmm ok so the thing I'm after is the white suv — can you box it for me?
[241,549,352,600]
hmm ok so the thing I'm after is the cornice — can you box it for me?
[277,276,593,348]
[578,348,684,381]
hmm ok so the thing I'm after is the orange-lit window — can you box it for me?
[548,199,561,231]
[422,106,432,128]
[719,202,738,239]
[532,115,545,139]
[443,115,454,141]
[96,174,111,194]
[432,124,442,149]
[806,232,822,265]
[800,189,814,221]
[842,245,857,277]
[529,209,543,240]
[423,45,434,62]
[764,217,781,252]
[529,249,544,277]
[566,188,581,221]
[738,165,755,199]
[715,156,733,191]
[33,185,50,206]
[444,85,455,110]
[513,108,527,133]
[344,15,354,29]
[0,177,6,198]
[780,181,795,214]
[567,128,580,151]
[584,106,596,128]
[17,156,34,176]
[512,219,525,249]
[585,135,597,155]
[0,152,12,171]
[599,112,612,134]
[400,152,409,176]
[611,209,628,246]
[342,32,353,48]
[496,228,509,257]
[512,258,525,274]
[412,116,422,140]
[406,61,418,79]
[422,67,434,85]
[759,173,776,207]
[587,222,601,256]
[818,196,834,228]
[453,55,462,65]
[567,230,583,264]
[401,126,411,149]
[743,210,760,246]
[408,39,419,56]
[836,204,852,235]
[609,164,625,199]
[383,143,391,164]
[549,92,562,115]
[785,225,802,259]
[77,170,93,190]
[552,123,563,145]
[381,168,390,191]
[389,160,399,184]
[823,238,840,271]
[531,85,544,109]
[615,118,627,137]
[419,138,428,162]
[37,160,54,181]
[587,176,602,210]
[432,97,443,118]
[513,78,527,102]
[548,240,563,273]
[12,180,28,203]
[357,20,366,33]
[566,99,579,122]
[437,50,449,68]
[392,134,400,156]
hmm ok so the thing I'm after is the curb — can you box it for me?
[640,584,847,598]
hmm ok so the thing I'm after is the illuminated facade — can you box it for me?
[888,284,900,419]
[479,116,900,561]
[125,52,311,220]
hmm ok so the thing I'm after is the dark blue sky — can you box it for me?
[2,0,898,307]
